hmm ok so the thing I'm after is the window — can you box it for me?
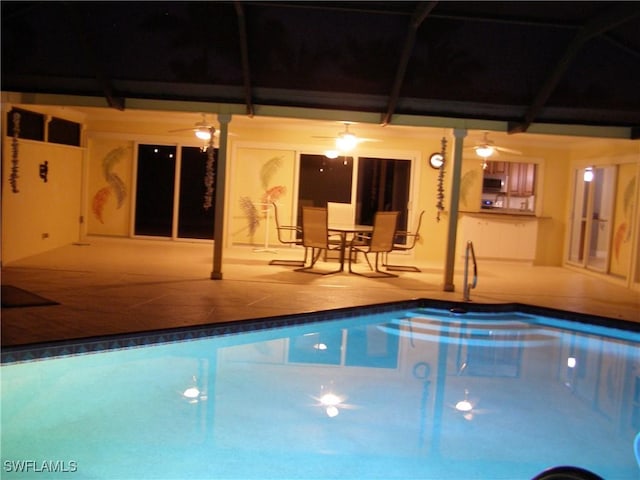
[6,108,81,146]
[481,161,537,213]
[6,108,45,141]
[48,117,81,146]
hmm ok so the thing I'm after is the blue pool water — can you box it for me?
[2,302,640,479]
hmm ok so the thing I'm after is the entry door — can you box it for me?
[567,166,617,272]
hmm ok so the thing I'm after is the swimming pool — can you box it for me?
[2,300,639,479]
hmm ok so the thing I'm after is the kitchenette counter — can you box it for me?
[458,211,545,261]
[461,209,551,219]
[463,209,537,218]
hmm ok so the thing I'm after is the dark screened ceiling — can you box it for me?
[2,1,640,137]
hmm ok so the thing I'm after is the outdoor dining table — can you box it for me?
[328,223,374,272]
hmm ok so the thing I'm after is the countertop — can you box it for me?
[460,209,544,219]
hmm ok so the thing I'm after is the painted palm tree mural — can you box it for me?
[92,146,128,224]
[460,169,480,209]
[614,175,636,261]
[239,156,287,241]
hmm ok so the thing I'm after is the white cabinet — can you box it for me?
[460,214,538,261]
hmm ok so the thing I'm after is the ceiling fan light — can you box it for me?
[324,150,339,159]
[336,133,357,152]
[475,145,494,158]
[195,127,211,140]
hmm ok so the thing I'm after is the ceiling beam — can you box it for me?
[509,3,640,135]
[381,1,438,127]
[235,1,254,117]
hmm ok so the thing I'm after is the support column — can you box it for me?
[443,128,467,291]
[211,113,232,280]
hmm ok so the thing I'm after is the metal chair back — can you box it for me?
[301,207,330,250]
[368,211,399,253]
[327,202,355,226]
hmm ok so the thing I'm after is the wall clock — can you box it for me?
[429,152,444,169]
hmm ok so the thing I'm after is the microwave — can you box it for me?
[483,176,506,193]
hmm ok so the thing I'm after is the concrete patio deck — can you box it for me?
[1,236,638,348]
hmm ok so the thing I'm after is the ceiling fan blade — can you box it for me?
[169,126,222,135]
[495,146,522,155]
[312,135,380,142]
[168,127,197,133]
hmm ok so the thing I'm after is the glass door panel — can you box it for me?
[177,146,216,239]
[135,144,176,237]
[297,154,353,226]
[297,154,412,237]
[568,168,589,264]
[356,157,410,233]
[586,166,616,272]
[567,165,617,273]
[135,144,216,239]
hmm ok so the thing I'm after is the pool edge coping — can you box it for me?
[2,298,638,364]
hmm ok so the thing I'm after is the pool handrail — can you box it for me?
[463,240,478,301]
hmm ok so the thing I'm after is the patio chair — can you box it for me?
[348,211,399,277]
[383,210,424,272]
[268,202,308,267]
[295,207,343,275]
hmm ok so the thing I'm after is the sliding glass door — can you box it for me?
[297,153,411,233]
[567,166,617,272]
[177,146,216,239]
[135,144,176,237]
[297,154,353,214]
[356,156,411,234]
[134,144,215,239]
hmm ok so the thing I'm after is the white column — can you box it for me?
[443,128,467,292]
[211,113,232,280]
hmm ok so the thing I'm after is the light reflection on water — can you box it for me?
[2,308,639,479]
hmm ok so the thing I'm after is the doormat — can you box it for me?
[1,285,59,308]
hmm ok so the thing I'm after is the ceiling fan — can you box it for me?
[313,122,380,157]
[466,131,521,159]
[168,114,218,141]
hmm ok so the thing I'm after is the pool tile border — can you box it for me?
[2,298,637,364]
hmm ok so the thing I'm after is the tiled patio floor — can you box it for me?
[2,236,639,347]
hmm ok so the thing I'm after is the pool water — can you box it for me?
[2,304,639,479]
